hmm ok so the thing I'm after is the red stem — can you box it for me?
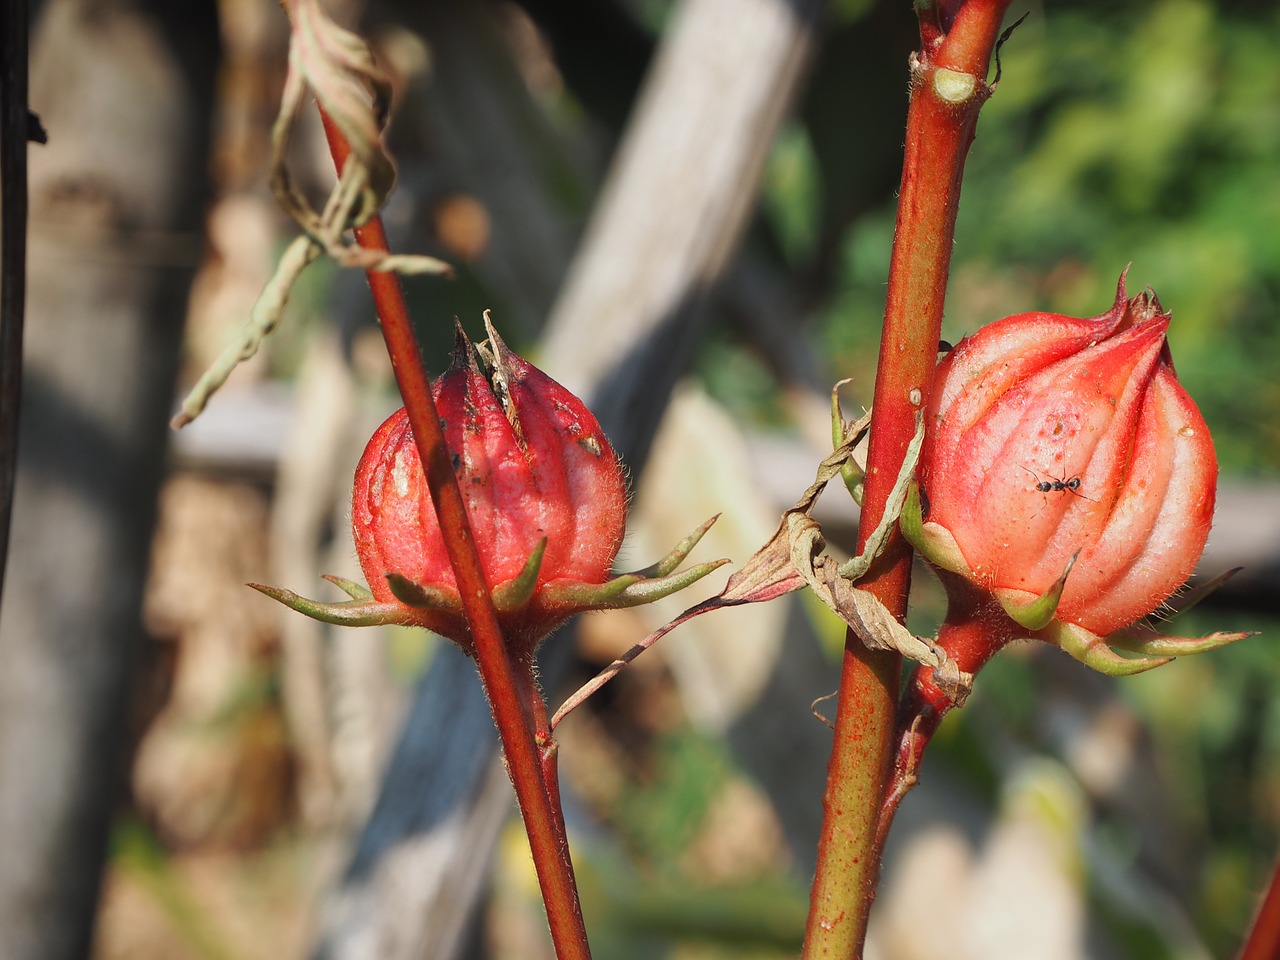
[524,652,567,819]
[802,3,1012,956]
[317,112,591,960]
[1239,854,1280,960]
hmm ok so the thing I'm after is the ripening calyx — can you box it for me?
[254,315,725,656]
[902,271,1253,682]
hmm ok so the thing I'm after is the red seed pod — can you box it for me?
[351,323,626,650]
[903,274,1247,680]
[253,317,724,656]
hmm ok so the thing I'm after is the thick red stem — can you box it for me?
[317,112,591,960]
[803,644,899,954]
[802,3,1012,957]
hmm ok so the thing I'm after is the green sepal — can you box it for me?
[831,380,864,505]
[1044,620,1171,676]
[492,538,547,612]
[898,482,971,577]
[385,573,462,612]
[1156,567,1243,623]
[249,582,408,627]
[997,552,1076,631]
[603,559,731,608]
[540,558,730,611]
[623,516,719,579]
[1106,626,1257,658]
[898,481,927,550]
[321,574,374,601]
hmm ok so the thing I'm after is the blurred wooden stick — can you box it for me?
[0,2,217,958]
[540,0,821,465]
[0,0,40,611]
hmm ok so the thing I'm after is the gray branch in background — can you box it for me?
[0,2,218,958]
[316,639,519,960]
[538,0,821,464]
[313,0,826,957]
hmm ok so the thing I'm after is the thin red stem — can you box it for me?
[876,591,1013,850]
[317,112,591,960]
[524,653,567,824]
[802,3,1012,957]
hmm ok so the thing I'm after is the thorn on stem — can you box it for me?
[993,11,1030,85]
[811,691,838,730]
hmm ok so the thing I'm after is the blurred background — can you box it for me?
[3,0,1278,958]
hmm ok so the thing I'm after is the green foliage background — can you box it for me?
[801,0,1280,474]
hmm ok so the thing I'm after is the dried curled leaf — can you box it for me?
[173,0,452,428]
[283,0,395,228]
[552,407,971,728]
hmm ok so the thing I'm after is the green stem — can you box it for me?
[317,112,592,960]
[802,3,1012,956]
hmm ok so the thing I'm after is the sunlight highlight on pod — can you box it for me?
[903,272,1251,680]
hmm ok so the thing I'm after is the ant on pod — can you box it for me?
[1021,465,1096,503]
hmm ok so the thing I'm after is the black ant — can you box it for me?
[1021,466,1096,503]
